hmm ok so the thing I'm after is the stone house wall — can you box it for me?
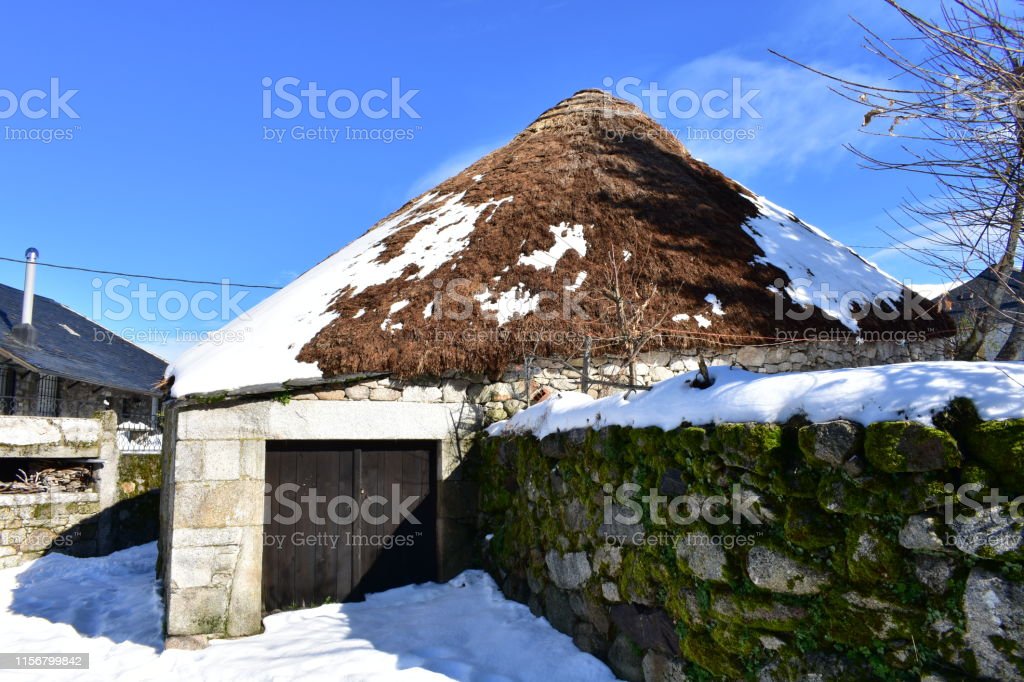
[239,336,951,423]
[1,361,154,418]
[159,394,483,648]
[479,409,1024,681]
[158,334,951,647]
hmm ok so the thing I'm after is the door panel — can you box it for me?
[262,440,437,612]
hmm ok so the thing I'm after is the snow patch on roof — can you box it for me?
[566,271,587,291]
[167,192,513,397]
[380,300,410,331]
[476,284,542,325]
[705,293,725,316]
[518,222,588,270]
[743,194,904,332]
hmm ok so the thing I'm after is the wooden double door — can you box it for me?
[262,440,437,612]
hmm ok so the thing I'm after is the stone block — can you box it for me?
[60,419,101,446]
[746,545,829,595]
[440,379,470,403]
[166,586,229,636]
[898,514,945,552]
[174,441,205,481]
[798,420,864,468]
[178,403,270,440]
[676,533,727,582]
[202,440,241,480]
[226,529,263,636]
[864,422,961,473]
[402,386,443,402]
[545,550,592,590]
[542,584,575,635]
[173,480,264,529]
[170,546,221,588]
[0,417,61,446]
[963,568,1024,681]
[175,527,244,548]
[343,385,370,400]
[369,387,401,401]
[239,440,264,480]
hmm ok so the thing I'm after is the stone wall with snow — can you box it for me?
[480,402,1024,681]
[158,336,949,645]
[0,411,160,566]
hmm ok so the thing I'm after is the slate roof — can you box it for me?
[0,283,167,395]
[947,268,1024,316]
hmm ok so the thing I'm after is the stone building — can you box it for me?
[0,273,167,431]
[0,259,167,567]
[935,267,1023,360]
[158,89,951,646]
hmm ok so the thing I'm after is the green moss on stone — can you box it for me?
[783,500,843,549]
[680,629,744,679]
[479,417,1016,682]
[965,418,1024,494]
[864,422,961,473]
[709,623,763,657]
[117,454,162,501]
[31,504,54,519]
[933,396,982,443]
[845,518,904,586]
[668,427,708,461]
[711,423,784,474]
[817,472,888,516]
[710,591,807,632]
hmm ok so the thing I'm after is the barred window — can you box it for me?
[37,374,59,417]
[0,366,15,415]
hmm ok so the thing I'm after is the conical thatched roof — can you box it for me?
[168,89,950,397]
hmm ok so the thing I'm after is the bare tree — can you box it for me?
[590,231,675,390]
[774,0,1024,359]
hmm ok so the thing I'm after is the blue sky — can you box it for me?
[0,0,947,361]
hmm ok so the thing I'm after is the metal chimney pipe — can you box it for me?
[21,247,39,326]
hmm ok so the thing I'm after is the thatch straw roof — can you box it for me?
[167,89,950,397]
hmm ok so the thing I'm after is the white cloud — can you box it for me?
[651,53,886,182]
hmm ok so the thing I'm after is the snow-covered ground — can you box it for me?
[490,361,1024,438]
[0,544,615,682]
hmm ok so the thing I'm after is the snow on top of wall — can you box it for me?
[488,361,1024,438]
[518,222,588,270]
[168,192,512,397]
[744,194,904,332]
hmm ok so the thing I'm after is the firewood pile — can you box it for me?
[0,465,93,494]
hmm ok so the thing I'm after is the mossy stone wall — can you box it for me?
[480,404,1024,681]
